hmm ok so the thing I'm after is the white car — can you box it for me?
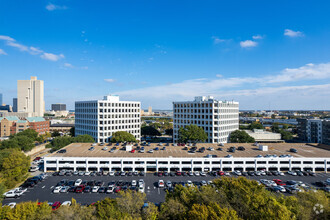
[201,180,207,186]
[62,201,72,206]
[148,149,154,153]
[132,180,137,187]
[255,171,261,176]
[260,170,266,176]
[194,171,200,176]
[53,186,62,194]
[278,186,286,193]
[188,171,194,176]
[208,147,214,151]
[166,181,172,188]
[234,170,242,176]
[207,181,213,185]
[92,186,100,193]
[326,178,330,185]
[186,180,193,187]
[139,185,145,193]
[279,171,285,176]
[107,186,115,193]
[102,147,108,151]
[158,180,165,188]
[29,166,39,172]
[3,203,16,209]
[200,172,206,176]
[224,172,230,176]
[75,179,82,186]
[3,190,20,199]
[109,171,115,176]
[78,171,84,176]
[139,179,144,187]
[84,171,91,176]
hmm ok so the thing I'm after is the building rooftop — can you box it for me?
[47,143,330,158]
[26,117,45,122]
[5,116,19,121]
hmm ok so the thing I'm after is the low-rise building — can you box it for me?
[297,118,330,145]
[245,129,283,143]
[26,117,50,134]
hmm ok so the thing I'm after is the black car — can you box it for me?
[96,172,102,176]
[290,148,297,153]
[140,171,145,176]
[266,171,272,176]
[237,146,245,151]
[127,172,133,176]
[67,181,75,186]
[84,186,91,193]
[242,172,248,176]
[96,181,104,187]
[217,147,223,151]
[286,180,297,185]
[248,171,255,176]
[68,186,76,192]
[170,172,176,176]
[228,147,236,153]
[88,181,95,186]
[52,172,59,176]
[315,181,327,187]
[164,172,169,176]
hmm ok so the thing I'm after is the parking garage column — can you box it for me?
[289,159,292,171]
[220,159,222,171]
[254,159,257,171]
[56,159,59,172]
[325,160,327,173]
[156,160,159,172]
[121,160,123,172]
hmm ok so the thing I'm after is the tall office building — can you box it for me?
[173,96,239,143]
[297,118,330,145]
[51,103,66,111]
[75,95,141,143]
[17,76,45,117]
[12,98,17,112]
[0,93,2,105]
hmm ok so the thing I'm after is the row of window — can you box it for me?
[174,119,238,125]
[99,109,139,113]
[99,119,140,125]
[174,115,238,120]
[99,129,140,137]
[99,102,140,108]
[174,109,238,114]
[99,114,140,119]
[99,124,140,131]
[173,103,238,108]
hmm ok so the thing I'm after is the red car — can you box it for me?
[115,186,122,193]
[273,179,286,186]
[131,149,135,153]
[158,172,163,177]
[34,157,41,161]
[52,201,61,210]
[218,171,225,176]
[75,185,85,193]
[176,171,182,176]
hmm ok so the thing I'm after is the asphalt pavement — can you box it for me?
[3,172,330,205]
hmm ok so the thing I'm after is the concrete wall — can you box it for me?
[24,144,46,157]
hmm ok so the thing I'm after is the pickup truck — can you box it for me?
[3,190,21,199]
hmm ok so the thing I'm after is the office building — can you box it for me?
[17,76,45,117]
[173,96,239,143]
[297,118,330,145]
[13,98,17,112]
[0,105,12,112]
[51,103,66,111]
[75,95,141,143]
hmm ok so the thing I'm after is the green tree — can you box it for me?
[116,190,146,217]
[280,129,293,140]
[142,126,161,137]
[111,131,137,143]
[51,130,61,137]
[249,122,263,130]
[69,127,75,137]
[142,202,159,220]
[178,125,208,143]
[229,130,255,143]
[15,129,39,141]
[0,149,30,188]
[165,128,173,136]
[73,134,95,143]
[159,198,187,220]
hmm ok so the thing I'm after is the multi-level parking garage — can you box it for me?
[44,143,330,173]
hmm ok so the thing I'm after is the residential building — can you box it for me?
[17,76,45,117]
[26,117,50,134]
[0,116,49,137]
[51,103,66,111]
[75,95,141,143]
[297,118,330,145]
[173,96,239,143]
[13,98,17,112]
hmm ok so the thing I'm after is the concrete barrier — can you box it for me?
[24,144,47,157]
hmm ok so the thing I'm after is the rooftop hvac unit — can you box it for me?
[259,145,268,151]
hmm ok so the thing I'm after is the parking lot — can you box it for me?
[3,172,330,205]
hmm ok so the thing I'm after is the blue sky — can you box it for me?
[0,0,330,110]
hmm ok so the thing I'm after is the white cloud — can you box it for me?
[240,40,258,48]
[284,29,304,37]
[216,74,223,78]
[0,49,7,55]
[104,79,116,83]
[212,36,226,44]
[0,35,64,61]
[40,53,64,61]
[0,35,14,41]
[64,63,74,68]
[116,62,330,109]
[46,3,67,11]
[252,35,263,40]
[6,41,28,51]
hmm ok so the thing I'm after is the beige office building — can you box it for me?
[17,76,45,117]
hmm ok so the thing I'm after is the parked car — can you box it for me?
[158,180,165,188]
[53,186,62,194]
[52,202,61,210]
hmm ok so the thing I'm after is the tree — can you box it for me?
[229,130,255,143]
[0,149,30,188]
[249,122,263,130]
[142,203,159,220]
[280,130,293,140]
[178,125,208,143]
[142,126,161,138]
[51,130,61,137]
[111,131,137,143]
[73,134,95,143]
[15,129,39,141]
[69,127,75,137]
[165,128,173,136]
[116,190,146,217]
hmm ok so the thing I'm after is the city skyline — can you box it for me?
[1,1,330,110]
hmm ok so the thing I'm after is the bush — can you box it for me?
[111,131,137,143]
[230,130,255,143]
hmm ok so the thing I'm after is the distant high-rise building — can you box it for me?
[173,96,239,143]
[148,106,152,115]
[17,76,45,117]
[13,98,17,112]
[51,104,66,111]
[0,93,2,105]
